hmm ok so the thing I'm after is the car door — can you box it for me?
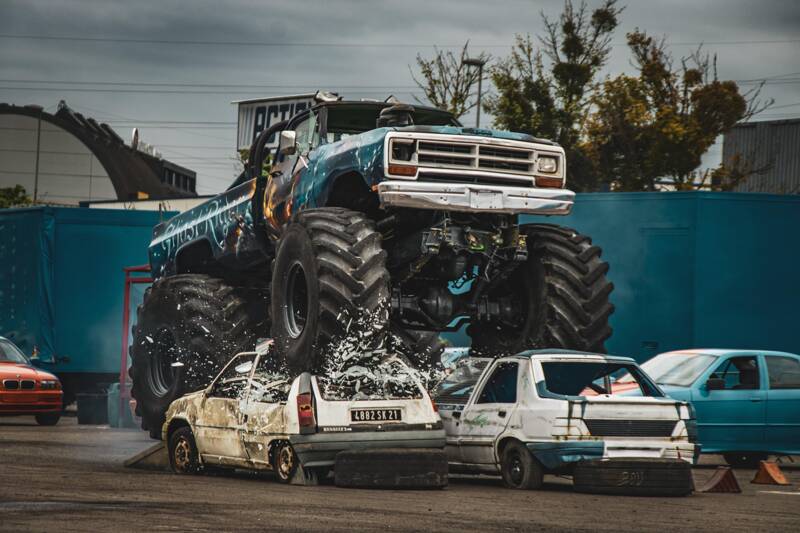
[240,355,291,467]
[458,361,519,465]
[764,354,800,453]
[194,353,256,465]
[691,355,766,451]
[432,358,491,464]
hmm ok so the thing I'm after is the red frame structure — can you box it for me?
[119,265,152,423]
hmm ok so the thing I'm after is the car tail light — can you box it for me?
[430,396,438,413]
[296,392,316,428]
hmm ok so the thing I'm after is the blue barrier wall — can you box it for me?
[523,192,800,361]
[0,207,173,376]
[1,193,798,382]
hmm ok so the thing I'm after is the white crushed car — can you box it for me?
[163,350,447,487]
[433,350,699,496]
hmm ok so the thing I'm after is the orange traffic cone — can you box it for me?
[751,461,790,486]
[698,466,742,493]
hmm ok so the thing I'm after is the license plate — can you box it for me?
[6,393,37,404]
[350,408,402,423]
[470,190,503,209]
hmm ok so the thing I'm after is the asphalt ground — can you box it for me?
[1,416,799,532]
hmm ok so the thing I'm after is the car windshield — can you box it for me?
[324,103,458,143]
[637,352,718,387]
[0,339,29,364]
[433,358,490,404]
[541,361,663,397]
[317,356,425,401]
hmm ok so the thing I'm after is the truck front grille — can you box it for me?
[584,419,677,437]
[411,138,536,177]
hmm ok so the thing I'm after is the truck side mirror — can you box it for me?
[279,130,297,156]
[705,377,725,391]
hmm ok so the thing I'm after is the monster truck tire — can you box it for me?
[271,208,389,372]
[572,459,693,497]
[130,274,265,439]
[334,448,448,489]
[469,224,614,355]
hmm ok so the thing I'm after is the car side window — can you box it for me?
[766,356,800,390]
[209,354,256,399]
[248,355,291,403]
[710,356,760,390]
[477,362,518,404]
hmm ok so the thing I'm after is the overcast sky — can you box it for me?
[1,0,798,195]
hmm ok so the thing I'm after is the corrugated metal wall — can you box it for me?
[723,119,800,194]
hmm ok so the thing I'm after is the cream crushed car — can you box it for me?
[162,349,447,487]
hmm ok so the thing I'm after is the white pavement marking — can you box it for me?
[759,490,800,496]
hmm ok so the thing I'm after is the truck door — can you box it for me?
[194,353,255,464]
[266,111,319,227]
[458,361,519,466]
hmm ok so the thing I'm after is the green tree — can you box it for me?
[485,0,623,191]
[584,30,771,191]
[0,185,32,208]
[411,42,490,118]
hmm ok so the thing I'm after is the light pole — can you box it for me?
[463,57,487,128]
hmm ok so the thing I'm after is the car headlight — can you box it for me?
[40,380,60,390]
[537,155,559,174]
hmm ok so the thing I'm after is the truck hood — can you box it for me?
[392,125,558,146]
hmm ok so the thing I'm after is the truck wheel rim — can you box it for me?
[285,262,309,338]
[278,445,294,479]
[149,329,178,397]
[174,437,192,471]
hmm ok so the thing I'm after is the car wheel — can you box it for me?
[723,452,769,468]
[501,441,543,490]
[168,427,200,475]
[34,413,61,426]
[273,441,298,483]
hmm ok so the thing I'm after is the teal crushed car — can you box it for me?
[131,95,614,438]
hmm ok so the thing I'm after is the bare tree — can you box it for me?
[410,42,490,118]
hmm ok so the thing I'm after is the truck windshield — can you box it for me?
[541,361,663,397]
[638,352,718,387]
[433,358,490,404]
[325,103,458,142]
[0,339,29,364]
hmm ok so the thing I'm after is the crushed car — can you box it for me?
[163,347,447,488]
[433,350,698,496]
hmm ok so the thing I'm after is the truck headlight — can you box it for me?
[537,156,558,174]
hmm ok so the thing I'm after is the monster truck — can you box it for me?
[130,94,614,438]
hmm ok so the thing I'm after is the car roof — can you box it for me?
[508,349,636,364]
[661,348,800,358]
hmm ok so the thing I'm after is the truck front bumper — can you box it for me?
[377,180,574,215]
[289,428,446,468]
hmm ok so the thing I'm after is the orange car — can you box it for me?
[0,336,63,425]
